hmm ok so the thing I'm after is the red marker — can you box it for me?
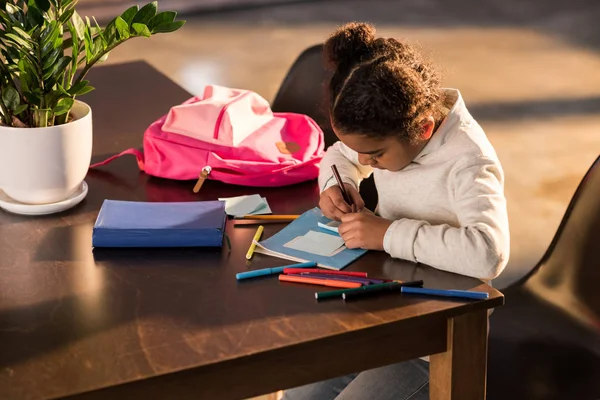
[279,274,362,289]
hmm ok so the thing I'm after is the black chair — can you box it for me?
[272,44,378,210]
[487,156,600,400]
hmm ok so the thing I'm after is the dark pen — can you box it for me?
[331,164,353,206]
[342,280,425,301]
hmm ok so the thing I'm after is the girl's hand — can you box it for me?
[338,210,392,251]
[319,183,365,221]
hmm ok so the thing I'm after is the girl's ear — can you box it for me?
[421,116,436,140]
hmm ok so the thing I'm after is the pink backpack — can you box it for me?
[90,85,325,187]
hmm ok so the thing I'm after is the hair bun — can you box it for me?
[324,22,376,69]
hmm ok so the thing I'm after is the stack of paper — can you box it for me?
[218,194,271,217]
[255,208,367,270]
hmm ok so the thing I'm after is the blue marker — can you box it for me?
[400,286,489,300]
[236,261,317,280]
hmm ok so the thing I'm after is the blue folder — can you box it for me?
[254,207,367,270]
[92,200,227,248]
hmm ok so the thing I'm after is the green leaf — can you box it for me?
[59,8,75,24]
[92,16,107,49]
[67,80,88,95]
[34,0,50,13]
[74,84,94,96]
[13,104,28,115]
[57,83,71,96]
[92,36,103,56]
[104,17,118,43]
[131,23,151,37]
[3,47,20,64]
[115,16,129,40]
[43,47,61,70]
[151,20,185,34]
[12,26,31,40]
[26,6,43,27]
[23,91,41,106]
[2,86,20,110]
[5,33,32,49]
[40,20,57,41]
[120,5,138,25]
[62,36,73,49]
[62,0,75,10]
[50,55,72,81]
[131,1,157,25]
[5,3,23,23]
[18,58,38,79]
[147,11,176,30]
[70,11,85,40]
[53,97,74,116]
[83,23,93,62]
[68,22,80,78]
[41,28,60,57]
[98,52,109,63]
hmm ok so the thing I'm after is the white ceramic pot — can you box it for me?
[0,101,92,205]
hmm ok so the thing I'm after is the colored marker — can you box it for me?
[400,286,489,300]
[236,261,316,280]
[245,225,264,260]
[315,280,424,300]
[237,215,299,220]
[283,268,368,278]
[342,280,425,300]
[297,272,373,286]
[279,274,362,289]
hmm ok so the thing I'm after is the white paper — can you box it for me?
[252,198,272,215]
[218,194,270,217]
[318,219,341,233]
[283,230,345,257]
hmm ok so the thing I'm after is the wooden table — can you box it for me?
[0,61,504,400]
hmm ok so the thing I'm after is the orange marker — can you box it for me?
[279,274,362,289]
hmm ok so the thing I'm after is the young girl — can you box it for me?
[282,22,510,400]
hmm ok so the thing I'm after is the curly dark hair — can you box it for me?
[323,22,445,145]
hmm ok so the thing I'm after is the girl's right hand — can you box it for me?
[319,183,366,221]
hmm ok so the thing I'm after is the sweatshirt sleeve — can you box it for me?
[318,141,373,193]
[382,156,510,281]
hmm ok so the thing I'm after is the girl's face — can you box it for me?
[333,118,435,172]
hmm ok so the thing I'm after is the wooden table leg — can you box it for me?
[429,310,489,400]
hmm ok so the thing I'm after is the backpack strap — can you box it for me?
[90,148,145,171]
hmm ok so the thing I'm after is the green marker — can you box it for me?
[315,281,423,300]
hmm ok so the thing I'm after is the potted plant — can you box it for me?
[0,0,184,214]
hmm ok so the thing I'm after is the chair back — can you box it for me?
[271,44,336,148]
[519,156,600,328]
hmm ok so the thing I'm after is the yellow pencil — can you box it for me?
[239,215,300,220]
[246,225,264,260]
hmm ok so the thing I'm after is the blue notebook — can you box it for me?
[255,207,367,270]
[92,200,227,248]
